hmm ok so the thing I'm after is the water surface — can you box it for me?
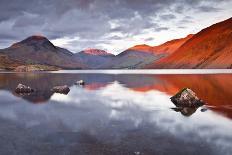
[0,71,231,155]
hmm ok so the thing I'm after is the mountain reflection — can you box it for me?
[0,72,232,154]
[0,73,231,119]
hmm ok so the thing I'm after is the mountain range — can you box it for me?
[146,17,232,69]
[0,17,231,70]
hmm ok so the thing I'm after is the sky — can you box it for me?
[0,0,231,55]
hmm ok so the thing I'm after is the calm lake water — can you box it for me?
[0,70,232,155]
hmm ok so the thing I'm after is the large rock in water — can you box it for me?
[170,88,205,108]
[15,83,34,94]
[51,85,70,94]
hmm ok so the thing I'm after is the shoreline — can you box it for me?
[0,69,232,74]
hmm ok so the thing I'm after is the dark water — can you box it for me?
[0,72,232,155]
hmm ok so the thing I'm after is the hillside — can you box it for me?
[152,34,194,55]
[74,49,115,69]
[103,49,163,69]
[0,54,23,70]
[147,18,232,69]
[104,34,193,69]
[0,36,85,69]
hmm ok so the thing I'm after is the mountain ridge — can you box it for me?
[146,17,232,69]
[0,17,231,70]
[0,35,85,69]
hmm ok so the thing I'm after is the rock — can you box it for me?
[170,88,205,108]
[201,108,208,112]
[172,107,197,117]
[75,80,85,85]
[15,83,34,94]
[51,85,70,94]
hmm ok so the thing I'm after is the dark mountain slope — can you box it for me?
[0,36,85,69]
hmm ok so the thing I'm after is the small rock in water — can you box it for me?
[171,107,197,117]
[201,108,208,112]
[15,83,34,94]
[51,85,70,94]
[75,80,85,85]
[170,88,205,108]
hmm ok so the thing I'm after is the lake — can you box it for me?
[0,70,232,155]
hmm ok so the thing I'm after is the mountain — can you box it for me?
[147,18,232,69]
[1,18,231,70]
[78,49,113,56]
[102,47,163,69]
[74,49,115,69]
[103,35,193,69]
[0,36,85,69]
[0,54,23,70]
[129,44,154,53]
[152,34,194,55]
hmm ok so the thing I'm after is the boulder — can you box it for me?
[51,85,70,94]
[172,107,197,117]
[170,88,205,108]
[201,108,208,112]
[75,80,85,85]
[15,83,34,94]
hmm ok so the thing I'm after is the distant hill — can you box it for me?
[147,18,232,69]
[74,49,115,69]
[102,49,163,69]
[0,36,85,69]
[103,34,193,69]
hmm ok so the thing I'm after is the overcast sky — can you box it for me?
[0,0,231,54]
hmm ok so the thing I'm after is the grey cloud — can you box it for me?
[177,26,187,29]
[108,35,124,40]
[155,27,169,32]
[178,16,194,25]
[198,6,222,12]
[13,13,45,28]
[159,14,176,20]
[144,37,155,42]
[0,0,231,51]
[174,5,185,14]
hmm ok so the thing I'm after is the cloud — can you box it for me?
[155,27,169,32]
[0,0,231,53]
[159,14,176,20]
[198,6,222,12]
[144,37,155,42]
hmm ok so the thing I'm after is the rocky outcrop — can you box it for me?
[15,84,34,94]
[170,88,205,116]
[51,85,70,94]
[170,88,205,108]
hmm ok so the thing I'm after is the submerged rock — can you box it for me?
[15,83,34,94]
[172,107,197,117]
[51,85,70,94]
[170,88,206,116]
[75,80,85,85]
[201,108,208,112]
[170,88,205,108]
